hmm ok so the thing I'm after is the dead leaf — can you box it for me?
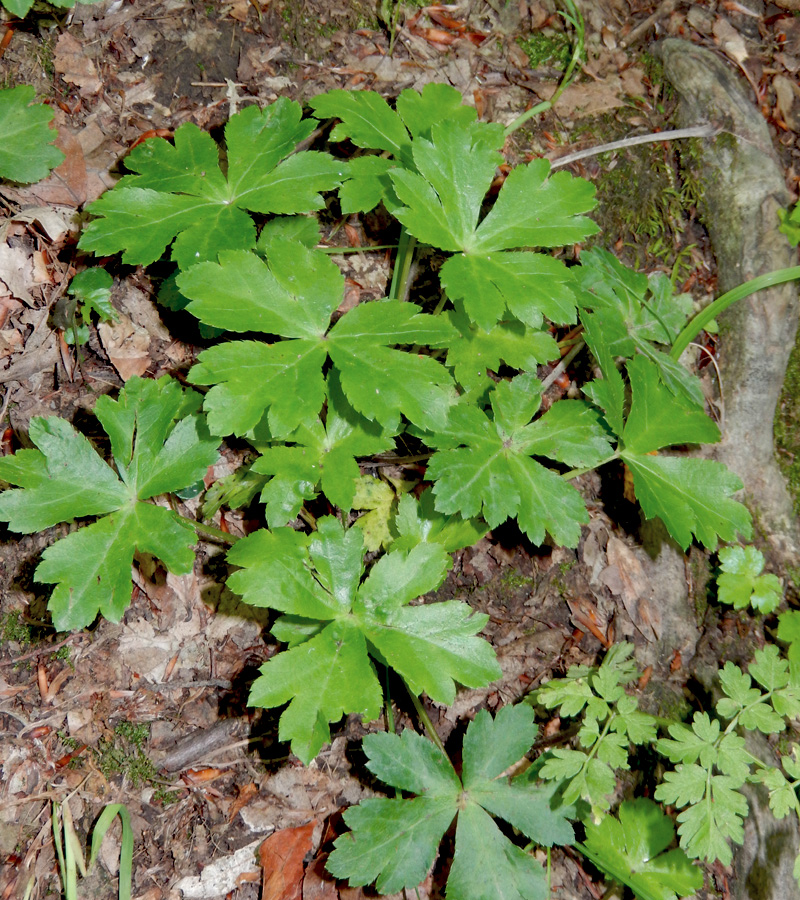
[260,820,316,900]
[773,74,799,129]
[54,33,102,95]
[302,855,339,900]
[98,314,152,380]
[0,242,34,305]
[713,17,749,64]
[599,537,661,643]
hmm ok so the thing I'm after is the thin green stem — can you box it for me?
[389,227,416,302]
[670,266,800,361]
[562,451,620,481]
[190,519,240,545]
[405,682,446,755]
[504,0,584,136]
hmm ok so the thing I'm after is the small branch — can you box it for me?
[620,0,678,49]
[549,124,720,170]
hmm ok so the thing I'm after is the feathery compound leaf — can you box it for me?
[79,100,347,268]
[0,377,219,631]
[580,799,702,900]
[0,86,65,183]
[181,244,457,437]
[717,545,782,613]
[227,517,498,762]
[328,707,571,899]
[428,375,611,547]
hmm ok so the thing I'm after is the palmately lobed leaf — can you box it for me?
[0,376,218,631]
[79,99,347,269]
[230,518,499,760]
[328,706,570,900]
[580,799,703,900]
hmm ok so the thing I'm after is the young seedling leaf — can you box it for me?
[428,375,612,547]
[227,517,499,762]
[717,545,782,613]
[327,706,573,899]
[579,799,702,900]
[0,86,65,183]
[79,100,347,268]
[251,373,397,526]
[391,490,488,553]
[0,377,219,630]
[181,243,457,437]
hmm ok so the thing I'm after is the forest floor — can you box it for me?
[1,1,800,899]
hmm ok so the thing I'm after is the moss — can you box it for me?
[0,610,33,645]
[516,31,572,70]
[775,335,800,517]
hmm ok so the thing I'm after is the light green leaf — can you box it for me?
[657,713,720,769]
[0,86,64,183]
[391,490,489,554]
[428,378,590,547]
[310,89,412,163]
[470,159,598,253]
[717,545,782,613]
[229,517,496,761]
[251,374,396,525]
[79,100,347,268]
[621,452,752,550]
[444,306,559,399]
[0,377,218,630]
[390,121,502,251]
[395,83,480,139]
[580,799,703,900]
[441,252,578,331]
[622,355,719,455]
[249,620,383,764]
[673,777,748,865]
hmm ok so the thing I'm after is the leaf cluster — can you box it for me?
[716,545,782,613]
[533,643,657,814]
[656,644,800,867]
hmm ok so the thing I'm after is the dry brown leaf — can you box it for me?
[599,537,661,643]
[260,820,316,900]
[54,33,102,95]
[712,16,749,64]
[98,314,152,381]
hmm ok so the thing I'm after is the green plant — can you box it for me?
[327,705,575,899]
[537,639,800,876]
[716,545,782,613]
[4,82,800,899]
[96,722,158,788]
[778,201,800,247]
[53,800,133,900]
[0,376,219,630]
[577,799,703,900]
[227,513,497,763]
[52,269,117,346]
[0,86,64,182]
[2,0,100,14]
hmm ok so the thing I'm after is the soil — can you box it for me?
[1,1,799,899]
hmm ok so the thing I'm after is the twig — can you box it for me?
[620,0,678,49]
[548,124,720,170]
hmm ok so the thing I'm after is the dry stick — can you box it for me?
[548,124,720,171]
[620,0,678,49]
